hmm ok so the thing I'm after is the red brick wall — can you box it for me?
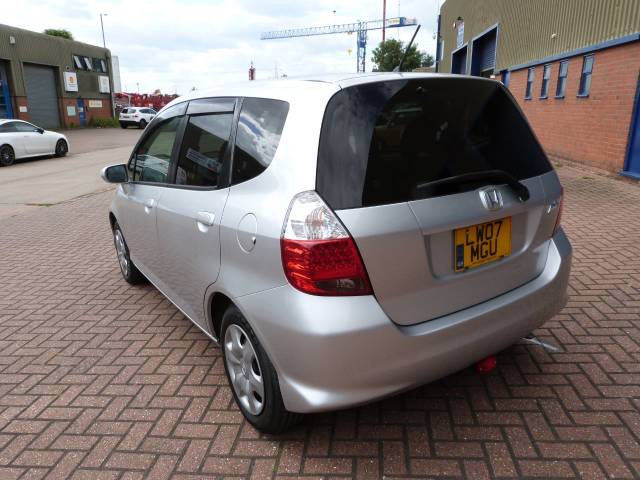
[13,95,112,128]
[60,97,113,127]
[13,96,29,122]
[509,42,640,172]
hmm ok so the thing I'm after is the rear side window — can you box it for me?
[0,122,17,132]
[231,98,289,185]
[130,116,181,183]
[176,113,233,187]
[317,78,552,209]
[14,122,39,133]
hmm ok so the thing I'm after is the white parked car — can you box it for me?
[119,107,157,129]
[0,119,69,167]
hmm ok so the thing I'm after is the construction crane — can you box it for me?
[261,16,418,73]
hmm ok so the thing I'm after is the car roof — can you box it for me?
[161,72,496,113]
[0,119,23,124]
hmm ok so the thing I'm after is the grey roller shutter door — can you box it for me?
[24,64,60,128]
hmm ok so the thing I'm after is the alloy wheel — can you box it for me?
[224,324,265,415]
[114,229,130,277]
[56,140,67,156]
[0,146,14,166]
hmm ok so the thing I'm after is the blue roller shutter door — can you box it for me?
[471,29,497,77]
[452,48,467,74]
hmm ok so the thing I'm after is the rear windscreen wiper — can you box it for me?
[413,170,530,202]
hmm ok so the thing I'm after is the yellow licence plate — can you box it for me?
[454,217,512,272]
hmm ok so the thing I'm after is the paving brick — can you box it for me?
[0,165,639,479]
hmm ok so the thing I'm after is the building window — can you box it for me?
[540,64,551,98]
[525,68,534,99]
[83,57,93,70]
[73,55,83,70]
[100,59,108,73]
[578,54,594,97]
[555,60,569,98]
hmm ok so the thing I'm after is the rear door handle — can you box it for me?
[144,199,156,209]
[195,211,215,226]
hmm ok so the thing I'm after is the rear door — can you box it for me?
[141,109,157,123]
[317,77,562,326]
[154,98,236,328]
[0,122,27,157]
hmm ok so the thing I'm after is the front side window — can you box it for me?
[556,60,569,98]
[231,98,289,185]
[176,113,234,187]
[525,68,535,99]
[578,55,594,96]
[130,116,181,183]
[540,64,551,98]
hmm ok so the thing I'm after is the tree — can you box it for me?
[43,29,74,40]
[372,39,434,72]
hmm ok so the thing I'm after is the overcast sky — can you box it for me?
[5,0,443,95]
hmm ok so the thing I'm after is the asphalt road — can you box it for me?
[0,128,141,219]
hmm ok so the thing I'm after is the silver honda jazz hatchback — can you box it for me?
[102,73,571,433]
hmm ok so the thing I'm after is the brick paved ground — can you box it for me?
[0,164,639,479]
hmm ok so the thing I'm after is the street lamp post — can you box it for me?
[99,13,115,118]
[100,13,107,48]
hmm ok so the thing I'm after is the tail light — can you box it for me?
[552,189,564,235]
[281,191,372,296]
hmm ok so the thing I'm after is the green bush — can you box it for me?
[88,117,119,128]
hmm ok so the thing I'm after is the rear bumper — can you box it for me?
[236,229,572,413]
[119,120,140,126]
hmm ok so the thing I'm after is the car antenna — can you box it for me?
[394,24,421,72]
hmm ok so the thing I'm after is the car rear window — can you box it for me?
[316,77,552,210]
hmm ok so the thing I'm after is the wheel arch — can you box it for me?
[209,291,234,341]
[108,211,117,230]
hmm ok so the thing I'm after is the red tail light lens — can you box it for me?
[281,191,372,296]
[281,237,372,295]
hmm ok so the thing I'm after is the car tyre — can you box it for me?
[54,139,68,157]
[139,119,147,129]
[0,145,14,167]
[221,306,302,434]
[112,221,146,285]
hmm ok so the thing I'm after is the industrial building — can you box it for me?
[0,24,115,129]
[437,0,640,179]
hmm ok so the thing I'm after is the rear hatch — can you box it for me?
[317,76,562,326]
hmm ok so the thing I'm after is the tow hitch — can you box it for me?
[475,355,497,375]
[521,334,562,353]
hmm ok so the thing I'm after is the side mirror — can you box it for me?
[37,128,44,134]
[101,164,128,184]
